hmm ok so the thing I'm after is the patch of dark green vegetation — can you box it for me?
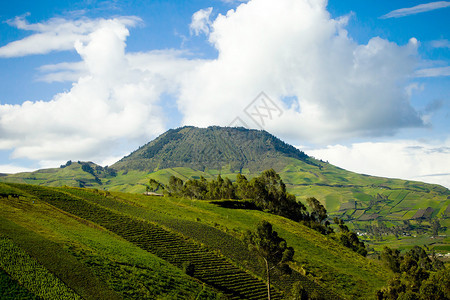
[67,247,219,300]
[377,246,449,299]
[113,126,310,172]
[0,236,82,299]
[0,267,41,300]
[0,216,121,300]
[157,169,367,256]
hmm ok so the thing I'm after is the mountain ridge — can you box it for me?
[112,126,313,173]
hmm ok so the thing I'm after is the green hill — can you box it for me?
[112,126,310,172]
[0,183,391,299]
[0,126,449,253]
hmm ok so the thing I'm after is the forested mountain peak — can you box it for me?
[112,126,310,172]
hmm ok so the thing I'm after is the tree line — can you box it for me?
[377,245,448,299]
[149,169,366,256]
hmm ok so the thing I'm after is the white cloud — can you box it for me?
[0,0,442,171]
[415,66,450,77]
[0,16,140,57]
[305,140,450,189]
[190,7,213,36]
[380,1,450,19]
[38,61,88,82]
[430,39,450,49]
[0,164,37,174]
[178,0,423,143]
[220,0,249,4]
[0,17,198,163]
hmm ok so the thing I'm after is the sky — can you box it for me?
[0,0,449,188]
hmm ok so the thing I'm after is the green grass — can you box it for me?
[80,188,390,299]
[3,183,281,300]
[0,267,40,300]
[0,184,222,300]
[0,176,446,299]
[0,183,394,299]
[0,237,82,300]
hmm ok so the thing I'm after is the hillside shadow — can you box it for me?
[210,200,259,210]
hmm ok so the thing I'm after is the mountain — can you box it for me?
[112,126,312,172]
[0,130,448,299]
[1,126,449,235]
[0,160,115,188]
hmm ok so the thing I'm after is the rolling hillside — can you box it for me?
[1,126,448,235]
[0,182,391,299]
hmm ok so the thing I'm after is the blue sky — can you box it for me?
[0,0,449,188]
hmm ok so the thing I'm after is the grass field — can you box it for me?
[0,183,222,300]
[62,186,390,298]
[2,158,448,259]
[1,157,448,227]
[0,182,396,299]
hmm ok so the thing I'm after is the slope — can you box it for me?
[0,183,221,299]
[1,183,392,299]
[112,126,310,172]
[0,126,448,236]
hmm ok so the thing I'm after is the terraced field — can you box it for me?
[59,187,385,299]
[0,237,81,300]
[0,182,396,299]
[5,183,284,300]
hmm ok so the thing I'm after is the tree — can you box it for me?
[221,177,236,199]
[333,217,367,256]
[81,163,94,175]
[167,176,184,195]
[235,173,251,199]
[245,221,294,300]
[183,178,207,199]
[147,178,163,192]
[431,219,441,237]
[381,246,401,273]
[306,197,327,224]
[248,169,306,221]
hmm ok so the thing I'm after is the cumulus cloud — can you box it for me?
[380,1,450,19]
[305,140,450,189]
[178,0,423,143]
[0,17,197,162]
[0,0,438,168]
[190,7,213,36]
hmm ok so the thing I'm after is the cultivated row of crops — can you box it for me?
[0,237,82,300]
[0,266,40,299]
[160,217,338,298]
[7,183,283,299]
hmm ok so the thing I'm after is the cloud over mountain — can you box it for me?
[0,17,177,163]
[179,0,423,143]
[306,139,450,189]
[0,0,426,166]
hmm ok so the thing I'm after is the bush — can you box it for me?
[182,261,195,276]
